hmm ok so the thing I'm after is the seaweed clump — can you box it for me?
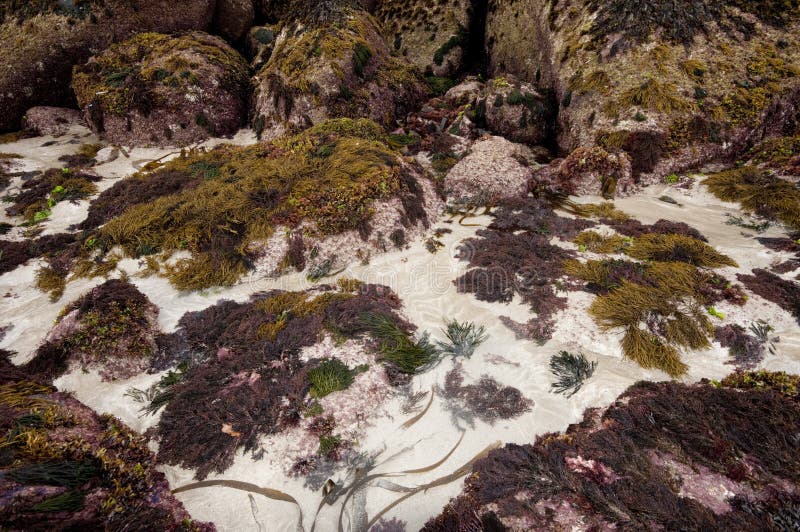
[439,365,532,427]
[737,268,800,324]
[549,351,597,397]
[0,356,212,530]
[5,167,100,224]
[24,279,159,383]
[424,377,800,530]
[704,167,800,230]
[146,283,423,479]
[83,118,428,290]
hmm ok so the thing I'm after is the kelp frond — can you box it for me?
[573,231,627,254]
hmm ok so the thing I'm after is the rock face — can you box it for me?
[532,145,634,197]
[72,32,250,146]
[425,374,800,531]
[482,75,555,145]
[213,0,255,43]
[445,136,538,203]
[485,0,800,180]
[0,0,215,132]
[251,2,427,138]
[371,0,473,77]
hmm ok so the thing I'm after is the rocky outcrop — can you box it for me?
[0,0,215,132]
[72,32,250,146]
[482,75,555,145]
[251,2,427,138]
[371,0,473,77]
[485,1,800,181]
[531,145,634,197]
[425,374,800,531]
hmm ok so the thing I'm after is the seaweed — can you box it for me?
[424,378,800,530]
[626,233,737,268]
[25,279,158,382]
[436,320,487,359]
[362,313,439,374]
[715,324,768,369]
[5,168,100,224]
[549,351,597,397]
[308,358,364,398]
[704,167,800,230]
[80,118,428,290]
[439,365,532,427]
[738,268,800,324]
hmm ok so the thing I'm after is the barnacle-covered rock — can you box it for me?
[251,1,427,139]
[0,0,215,133]
[444,135,538,203]
[72,31,250,146]
[486,0,800,180]
[425,375,800,530]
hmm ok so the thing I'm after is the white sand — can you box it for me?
[2,129,799,531]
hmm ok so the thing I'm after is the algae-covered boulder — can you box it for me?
[251,2,427,138]
[425,375,800,530]
[482,75,556,145]
[371,0,474,77]
[0,354,214,530]
[76,118,439,290]
[0,0,215,133]
[486,0,800,180]
[23,106,85,137]
[72,32,250,146]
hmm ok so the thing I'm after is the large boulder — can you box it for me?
[486,0,800,181]
[0,0,215,133]
[251,1,427,138]
[371,0,474,77]
[72,32,250,146]
[213,0,255,43]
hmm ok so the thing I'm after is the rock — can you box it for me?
[213,0,255,43]
[245,25,279,70]
[372,0,473,77]
[0,0,216,133]
[424,375,800,531]
[251,2,427,138]
[482,76,556,145]
[445,136,538,203]
[254,0,292,22]
[531,145,633,197]
[23,106,85,137]
[485,0,800,181]
[444,78,484,107]
[72,32,250,147]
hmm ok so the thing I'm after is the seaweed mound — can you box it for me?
[425,374,800,531]
[77,118,435,290]
[72,31,250,146]
[24,279,159,383]
[0,354,213,530]
[0,0,215,133]
[140,282,430,479]
[251,1,426,138]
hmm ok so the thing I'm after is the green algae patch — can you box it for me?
[704,166,800,230]
[89,118,425,290]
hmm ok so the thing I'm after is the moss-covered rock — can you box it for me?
[486,0,800,180]
[251,2,427,138]
[72,31,249,147]
[0,0,216,133]
[371,0,472,77]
